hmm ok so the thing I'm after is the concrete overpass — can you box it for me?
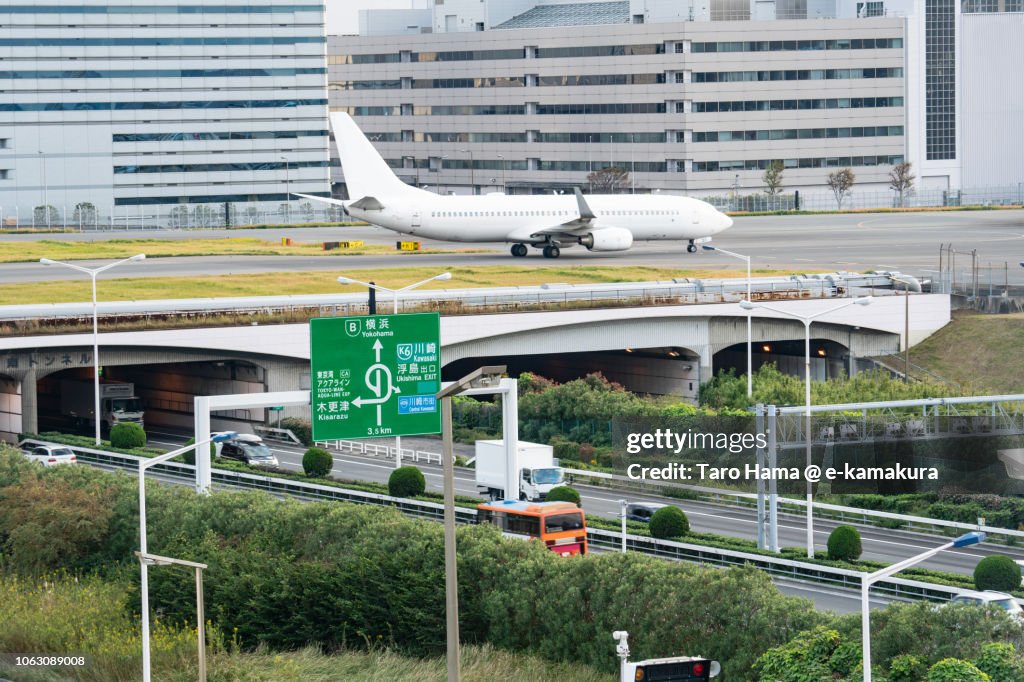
[0,294,950,442]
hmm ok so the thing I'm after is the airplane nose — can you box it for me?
[716,212,733,233]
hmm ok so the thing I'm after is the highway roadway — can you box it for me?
[3,209,1024,285]
[146,430,1024,583]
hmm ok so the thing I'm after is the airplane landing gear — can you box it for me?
[687,240,697,253]
[542,245,561,259]
[511,243,528,257]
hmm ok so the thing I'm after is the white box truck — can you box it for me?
[60,379,145,432]
[475,440,564,501]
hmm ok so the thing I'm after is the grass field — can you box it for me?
[1,264,783,306]
[0,237,474,263]
[0,570,613,682]
[907,309,1024,393]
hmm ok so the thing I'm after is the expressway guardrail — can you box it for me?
[23,439,968,605]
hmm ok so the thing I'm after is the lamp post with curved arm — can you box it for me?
[40,254,146,445]
[740,296,873,558]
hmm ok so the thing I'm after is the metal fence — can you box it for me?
[3,184,1022,230]
[0,200,350,231]
[705,184,1024,213]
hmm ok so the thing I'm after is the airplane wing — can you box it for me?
[291,192,349,208]
[506,188,598,241]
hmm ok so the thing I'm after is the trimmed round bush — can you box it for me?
[974,554,1022,593]
[388,466,426,498]
[181,438,216,466]
[649,506,690,539]
[827,525,863,561]
[545,485,581,506]
[109,422,146,449]
[302,447,333,478]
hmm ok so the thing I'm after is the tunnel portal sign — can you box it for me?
[309,313,441,441]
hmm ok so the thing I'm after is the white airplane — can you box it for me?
[295,113,733,258]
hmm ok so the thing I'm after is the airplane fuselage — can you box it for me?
[347,190,729,244]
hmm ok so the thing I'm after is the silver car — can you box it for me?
[23,444,78,467]
[949,590,1023,621]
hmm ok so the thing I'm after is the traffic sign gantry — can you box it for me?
[310,313,441,441]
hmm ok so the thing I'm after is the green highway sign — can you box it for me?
[309,312,441,441]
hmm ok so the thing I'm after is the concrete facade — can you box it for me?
[0,0,331,216]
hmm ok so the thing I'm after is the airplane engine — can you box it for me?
[578,227,634,252]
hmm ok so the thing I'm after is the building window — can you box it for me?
[926,0,956,160]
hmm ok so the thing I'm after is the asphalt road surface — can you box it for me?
[3,209,1023,285]
[145,431,1024,581]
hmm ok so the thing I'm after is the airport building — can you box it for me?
[329,0,1024,202]
[0,0,331,222]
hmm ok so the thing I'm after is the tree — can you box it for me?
[586,166,630,193]
[763,160,785,196]
[72,202,97,228]
[926,658,991,682]
[826,168,856,209]
[302,447,332,478]
[545,485,581,506]
[649,506,689,539]
[889,161,916,207]
[973,555,1022,592]
[33,205,60,227]
[827,524,862,561]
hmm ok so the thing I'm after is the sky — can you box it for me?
[327,0,430,36]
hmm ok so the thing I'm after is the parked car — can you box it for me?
[949,590,1024,621]
[215,433,278,468]
[626,502,668,523]
[22,444,77,467]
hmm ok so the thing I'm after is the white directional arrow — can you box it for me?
[373,338,383,362]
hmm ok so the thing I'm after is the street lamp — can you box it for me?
[38,150,48,227]
[740,296,873,558]
[497,154,506,192]
[40,254,146,445]
[138,432,236,682]
[704,245,752,398]
[890,276,920,382]
[437,365,508,682]
[861,531,985,682]
[338,272,453,469]
[281,156,290,223]
[459,148,475,195]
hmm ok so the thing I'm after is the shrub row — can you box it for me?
[0,448,821,678]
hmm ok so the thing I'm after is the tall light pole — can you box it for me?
[40,254,146,445]
[704,245,752,398]
[459,148,475,195]
[497,154,506,192]
[890,276,920,381]
[338,272,453,468]
[861,532,985,682]
[138,432,236,682]
[38,150,48,227]
[740,296,873,558]
[281,156,290,223]
[436,366,508,682]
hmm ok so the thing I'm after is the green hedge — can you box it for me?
[0,447,823,678]
[827,526,863,561]
[388,466,426,498]
[109,423,146,449]
[974,555,1022,593]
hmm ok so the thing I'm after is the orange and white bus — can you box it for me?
[476,500,587,556]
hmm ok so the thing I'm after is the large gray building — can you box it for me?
[327,0,1023,202]
[0,0,331,222]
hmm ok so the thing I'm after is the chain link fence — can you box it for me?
[0,200,350,231]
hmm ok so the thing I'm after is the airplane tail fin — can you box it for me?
[331,112,415,200]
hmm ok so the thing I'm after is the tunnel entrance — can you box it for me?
[444,347,701,400]
[712,339,852,383]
